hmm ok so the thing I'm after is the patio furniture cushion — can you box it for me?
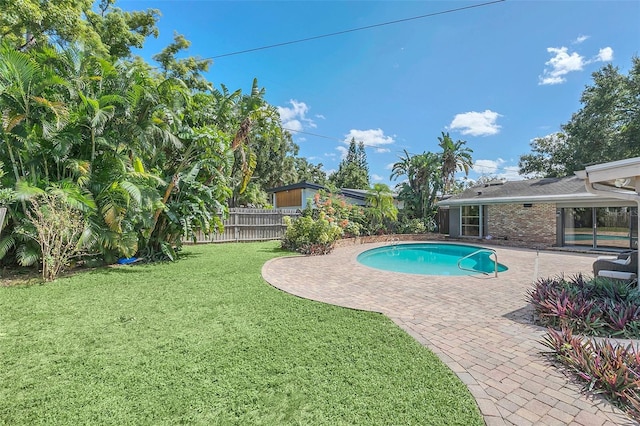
[593,251,638,276]
[597,270,637,280]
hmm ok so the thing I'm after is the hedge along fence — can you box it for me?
[190,208,301,243]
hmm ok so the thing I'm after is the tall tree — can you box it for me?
[294,157,327,185]
[518,132,571,178]
[438,132,473,193]
[0,0,95,50]
[0,0,159,59]
[357,141,369,177]
[391,150,442,222]
[152,33,212,92]
[85,0,160,59]
[329,138,370,189]
[519,57,640,177]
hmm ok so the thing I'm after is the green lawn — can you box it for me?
[0,242,482,425]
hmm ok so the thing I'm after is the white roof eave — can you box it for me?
[581,157,640,183]
[438,192,611,206]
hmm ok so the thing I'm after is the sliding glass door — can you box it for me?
[564,208,593,247]
[563,207,637,249]
[595,207,634,249]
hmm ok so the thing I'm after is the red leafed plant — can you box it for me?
[542,327,640,420]
[529,274,640,339]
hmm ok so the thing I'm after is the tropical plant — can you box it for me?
[0,45,68,183]
[528,274,640,339]
[366,183,398,233]
[438,132,473,193]
[0,5,301,271]
[542,327,640,421]
[391,150,443,223]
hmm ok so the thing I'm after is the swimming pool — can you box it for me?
[357,243,508,276]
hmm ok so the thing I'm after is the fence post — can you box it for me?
[0,207,6,236]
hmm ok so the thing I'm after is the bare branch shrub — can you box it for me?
[24,193,85,281]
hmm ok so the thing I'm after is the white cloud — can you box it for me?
[539,47,585,85]
[315,114,326,120]
[471,159,525,181]
[385,162,395,170]
[498,166,524,181]
[343,128,395,147]
[472,158,505,175]
[283,119,302,132]
[371,174,384,182]
[538,44,613,85]
[573,35,589,44]
[595,46,613,62]
[375,148,390,153]
[277,100,316,132]
[335,146,348,159]
[449,110,502,136]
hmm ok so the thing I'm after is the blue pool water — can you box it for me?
[357,243,508,276]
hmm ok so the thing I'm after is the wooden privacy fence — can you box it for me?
[191,208,301,243]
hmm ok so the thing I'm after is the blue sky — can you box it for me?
[120,0,639,186]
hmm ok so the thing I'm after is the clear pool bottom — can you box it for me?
[356,243,508,276]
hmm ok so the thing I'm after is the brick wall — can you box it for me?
[486,203,556,245]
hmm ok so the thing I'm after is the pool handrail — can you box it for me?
[457,248,499,277]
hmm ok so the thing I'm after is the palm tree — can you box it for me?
[366,183,398,230]
[438,132,473,194]
[0,46,68,183]
[391,150,442,222]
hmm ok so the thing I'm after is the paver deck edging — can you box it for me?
[262,242,633,425]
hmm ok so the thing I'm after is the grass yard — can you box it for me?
[0,242,482,425]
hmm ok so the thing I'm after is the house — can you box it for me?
[437,175,638,250]
[266,182,402,210]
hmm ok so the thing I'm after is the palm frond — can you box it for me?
[119,180,142,205]
[16,243,40,267]
[0,235,16,259]
[14,181,45,200]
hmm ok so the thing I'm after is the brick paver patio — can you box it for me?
[262,242,634,425]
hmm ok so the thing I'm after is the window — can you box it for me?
[461,205,481,237]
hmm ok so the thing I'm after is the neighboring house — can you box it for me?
[437,176,638,250]
[267,182,403,210]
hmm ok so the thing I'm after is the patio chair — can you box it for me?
[592,250,638,276]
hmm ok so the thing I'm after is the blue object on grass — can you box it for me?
[117,257,139,265]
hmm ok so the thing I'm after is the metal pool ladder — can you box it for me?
[457,248,499,277]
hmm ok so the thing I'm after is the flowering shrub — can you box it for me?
[281,215,343,255]
[305,191,365,237]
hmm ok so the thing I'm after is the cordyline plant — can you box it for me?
[528,274,640,339]
[542,327,640,421]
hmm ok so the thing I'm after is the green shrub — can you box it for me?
[281,215,343,255]
[396,218,428,234]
